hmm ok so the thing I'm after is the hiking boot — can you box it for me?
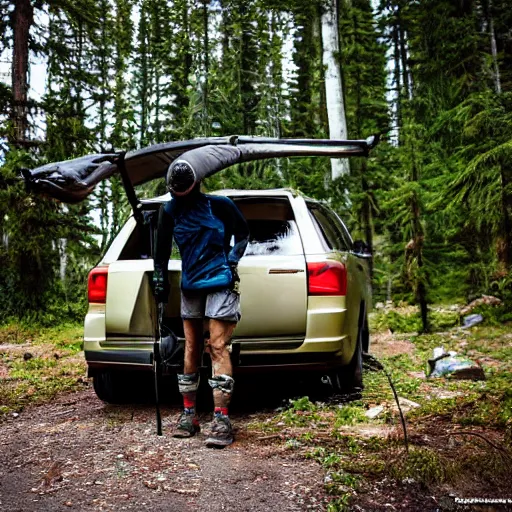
[205,414,233,448]
[171,412,200,438]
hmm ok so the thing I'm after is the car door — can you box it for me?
[227,196,308,339]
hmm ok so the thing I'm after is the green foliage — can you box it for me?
[370,309,460,334]
[2,0,512,321]
[0,150,99,324]
[334,405,368,426]
[391,447,448,486]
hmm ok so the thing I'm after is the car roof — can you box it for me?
[140,188,319,204]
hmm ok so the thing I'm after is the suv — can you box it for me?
[23,134,376,403]
[85,188,372,403]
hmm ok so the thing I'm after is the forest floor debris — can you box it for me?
[0,320,511,510]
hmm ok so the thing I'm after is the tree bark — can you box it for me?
[11,0,34,145]
[397,5,411,100]
[498,165,511,271]
[489,6,502,94]
[203,0,209,135]
[392,17,402,140]
[410,143,429,333]
[320,0,349,180]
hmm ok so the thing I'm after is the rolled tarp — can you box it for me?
[166,137,377,194]
[21,153,119,204]
[22,135,378,203]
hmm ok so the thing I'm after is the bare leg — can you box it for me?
[173,318,203,438]
[208,319,235,409]
[183,318,203,374]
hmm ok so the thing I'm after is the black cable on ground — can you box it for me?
[363,353,409,454]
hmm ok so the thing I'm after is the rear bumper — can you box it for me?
[85,344,345,376]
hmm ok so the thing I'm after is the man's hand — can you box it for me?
[153,270,170,303]
[229,263,240,295]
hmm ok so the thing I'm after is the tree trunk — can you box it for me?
[392,18,402,140]
[320,0,349,180]
[203,0,209,136]
[314,6,329,135]
[397,6,411,100]
[139,4,149,146]
[11,0,33,145]
[410,145,429,333]
[489,6,502,94]
[498,165,511,271]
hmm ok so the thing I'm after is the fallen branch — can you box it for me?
[257,434,282,442]
[448,431,512,462]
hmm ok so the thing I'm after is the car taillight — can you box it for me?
[307,261,347,296]
[88,266,108,303]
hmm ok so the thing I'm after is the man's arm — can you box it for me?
[153,203,174,302]
[225,199,250,265]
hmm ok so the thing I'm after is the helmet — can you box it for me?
[166,160,197,196]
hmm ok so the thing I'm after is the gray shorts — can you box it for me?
[181,289,241,323]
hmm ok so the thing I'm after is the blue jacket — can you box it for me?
[154,193,249,291]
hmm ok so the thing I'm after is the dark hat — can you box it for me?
[166,161,197,196]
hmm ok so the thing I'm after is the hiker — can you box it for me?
[152,160,249,447]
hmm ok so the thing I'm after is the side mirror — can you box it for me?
[352,240,372,259]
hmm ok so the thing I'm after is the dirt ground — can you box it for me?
[2,323,512,511]
[0,385,331,512]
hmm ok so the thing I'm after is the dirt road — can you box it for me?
[0,387,327,512]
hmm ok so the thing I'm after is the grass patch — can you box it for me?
[390,447,448,486]
[370,308,460,333]
[279,321,512,508]
[0,322,86,417]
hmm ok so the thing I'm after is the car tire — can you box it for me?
[93,371,130,404]
[331,303,366,392]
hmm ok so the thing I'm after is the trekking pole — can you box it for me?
[153,302,165,436]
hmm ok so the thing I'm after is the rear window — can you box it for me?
[245,219,302,256]
[232,197,303,256]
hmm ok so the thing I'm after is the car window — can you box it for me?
[324,208,353,250]
[308,203,351,252]
[244,219,303,256]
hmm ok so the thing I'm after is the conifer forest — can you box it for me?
[1,0,512,327]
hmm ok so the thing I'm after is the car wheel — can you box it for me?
[93,371,130,404]
[331,303,366,392]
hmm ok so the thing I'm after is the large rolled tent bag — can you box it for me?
[21,135,378,204]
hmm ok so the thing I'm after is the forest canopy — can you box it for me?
[1,0,511,329]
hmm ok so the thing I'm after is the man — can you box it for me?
[153,160,249,448]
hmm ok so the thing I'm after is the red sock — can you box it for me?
[214,407,228,417]
[183,394,196,410]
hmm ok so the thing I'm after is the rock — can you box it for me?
[398,397,420,408]
[23,352,33,361]
[365,406,384,419]
[460,295,501,316]
[392,397,420,415]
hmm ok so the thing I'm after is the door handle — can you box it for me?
[268,269,305,274]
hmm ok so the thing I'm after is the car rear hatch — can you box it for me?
[226,195,307,347]
[100,195,308,350]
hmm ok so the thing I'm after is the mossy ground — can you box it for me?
[0,322,87,417]
[247,319,512,510]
